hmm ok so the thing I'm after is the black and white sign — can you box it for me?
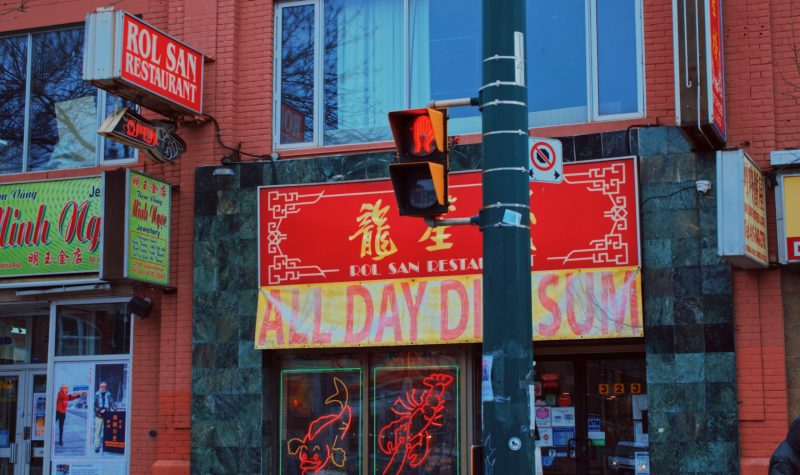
[528,137,563,184]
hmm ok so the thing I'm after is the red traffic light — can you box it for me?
[387,108,449,217]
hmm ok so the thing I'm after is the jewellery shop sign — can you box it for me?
[0,173,171,287]
[256,157,643,349]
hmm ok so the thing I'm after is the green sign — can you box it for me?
[0,177,103,278]
[126,171,171,285]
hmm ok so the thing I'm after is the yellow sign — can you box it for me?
[255,267,643,349]
[613,383,626,395]
[598,384,610,395]
[784,175,800,262]
[630,383,642,394]
[743,156,768,265]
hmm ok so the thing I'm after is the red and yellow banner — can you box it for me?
[256,267,642,348]
[257,157,642,349]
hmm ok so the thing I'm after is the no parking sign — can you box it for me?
[528,137,564,184]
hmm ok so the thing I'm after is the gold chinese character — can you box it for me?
[349,199,398,261]
[419,195,457,251]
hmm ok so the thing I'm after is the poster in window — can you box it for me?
[52,362,92,457]
[93,364,128,457]
[33,392,47,440]
[373,366,459,475]
[280,370,362,475]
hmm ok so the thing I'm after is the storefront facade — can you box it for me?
[192,127,740,474]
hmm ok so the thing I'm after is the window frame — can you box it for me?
[1,25,137,176]
[272,0,646,150]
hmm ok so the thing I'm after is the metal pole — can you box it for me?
[480,0,534,473]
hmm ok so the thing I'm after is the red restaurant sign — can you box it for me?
[84,10,204,116]
[256,157,642,348]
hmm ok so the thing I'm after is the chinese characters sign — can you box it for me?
[0,178,102,278]
[743,156,767,265]
[84,10,204,116]
[257,158,642,348]
[126,171,171,285]
[102,170,171,286]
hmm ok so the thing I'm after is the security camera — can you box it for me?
[696,180,711,195]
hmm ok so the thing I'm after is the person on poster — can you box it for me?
[56,385,80,446]
[94,382,116,453]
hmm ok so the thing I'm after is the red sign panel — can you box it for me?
[119,14,203,114]
[259,157,639,287]
[709,0,725,136]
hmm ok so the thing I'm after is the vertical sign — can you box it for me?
[126,171,171,286]
[742,156,767,265]
[102,170,172,286]
[777,173,800,264]
[707,0,725,136]
[717,150,768,268]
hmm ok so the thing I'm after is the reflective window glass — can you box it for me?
[371,351,460,475]
[596,0,640,116]
[0,35,26,174]
[280,4,316,145]
[0,315,49,364]
[279,355,363,474]
[528,0,588,127]
[103,94,138,161]
[410,0,482,135]
[323,0,403,145]
[55,303,130,357]
[29,29,97,171]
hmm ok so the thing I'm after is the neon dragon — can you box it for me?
[378,372,455,475]
[287,377,353,474]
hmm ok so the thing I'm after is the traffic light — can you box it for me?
[388,108,449,217]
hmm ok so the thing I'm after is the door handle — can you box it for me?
[9,442,15,464]
[25,441,30,464]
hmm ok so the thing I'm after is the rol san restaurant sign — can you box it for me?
[0,178,102,278]
[256,157,642,349]
[84,10,204,116]
[777,173,800,264]
[102,170,171,286]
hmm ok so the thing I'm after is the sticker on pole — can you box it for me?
[528,137,564,184]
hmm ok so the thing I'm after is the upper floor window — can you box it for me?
[0,27,136,175]
[274,0,643,149]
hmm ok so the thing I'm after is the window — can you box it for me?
[0,27,136,175]
[55,303,131,357]
[274,0,643,148]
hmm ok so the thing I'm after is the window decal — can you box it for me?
[373,367,459,475]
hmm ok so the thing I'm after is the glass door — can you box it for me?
[0,372,21,475]
[0,371,47,475]
[533,355,648,475]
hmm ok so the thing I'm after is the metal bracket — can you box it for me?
[424,215,480,228]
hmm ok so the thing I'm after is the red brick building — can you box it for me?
[0,0,797,474]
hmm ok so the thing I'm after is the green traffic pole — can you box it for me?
[480,0,535,473]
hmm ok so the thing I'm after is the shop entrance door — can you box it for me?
[534,355,648,475]
[0,371,47,475]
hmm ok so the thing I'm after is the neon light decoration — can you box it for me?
[287,377,353,474]
[377,373,455,475]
